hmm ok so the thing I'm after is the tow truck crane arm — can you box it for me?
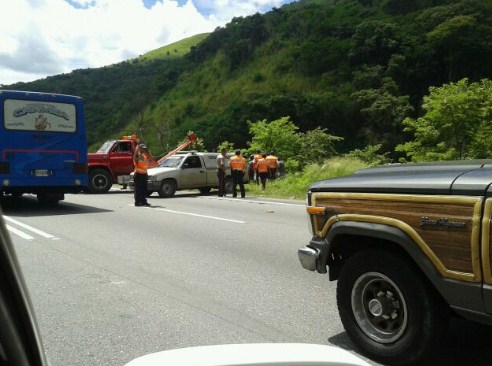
[148,133,198,167]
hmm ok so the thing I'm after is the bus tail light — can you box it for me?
[0,162,10,174]
[73,163,88,174]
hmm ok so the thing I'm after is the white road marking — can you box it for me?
[202,196,305,207]
[147,207,245,223]
[4,216,58,239]
[6,225,34,240]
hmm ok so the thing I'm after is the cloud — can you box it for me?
[0,0,295,86]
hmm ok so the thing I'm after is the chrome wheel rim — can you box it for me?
[351,272,407,343]
[93,174,108,189]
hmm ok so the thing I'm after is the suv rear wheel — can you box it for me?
[337,249,449,366]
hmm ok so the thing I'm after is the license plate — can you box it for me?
[34,169,49,177]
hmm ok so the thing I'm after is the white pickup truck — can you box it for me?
[130,151,248,198]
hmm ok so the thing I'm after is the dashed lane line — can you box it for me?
[4,216,58,240]
[149,207,245,223]
[128,204,245,223]
[6,224,34,240]
[201,195,305,207]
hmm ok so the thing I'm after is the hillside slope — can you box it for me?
[7,35,202,148]
[6,0,492,157]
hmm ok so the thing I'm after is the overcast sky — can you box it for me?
[0,0,296,86]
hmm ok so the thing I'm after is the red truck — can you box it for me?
[86,134,197,193]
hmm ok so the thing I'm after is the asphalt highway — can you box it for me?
[2,189,491,366]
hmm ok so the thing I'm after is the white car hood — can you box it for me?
[125,343,370,366]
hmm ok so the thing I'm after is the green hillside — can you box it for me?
[6,0,492,159]
[140,33,209,61]
[8,35,199,149]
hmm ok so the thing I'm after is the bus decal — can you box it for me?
[4,99,76,133]
[13,103,70,120]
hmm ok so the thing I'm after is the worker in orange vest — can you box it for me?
[266,151,279,179]
[252,149,262,184]
[133,143,152,206]
[229,149,247,198]
[256,153,270,190]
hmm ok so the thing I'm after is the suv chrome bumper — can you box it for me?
[297,246,319,271]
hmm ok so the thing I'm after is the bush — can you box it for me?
[247,156,369,199]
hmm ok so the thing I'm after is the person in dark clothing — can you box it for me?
[133,144,152,206]
[256,153,269,190]
[229,150,246,198]
[216,148,228,197]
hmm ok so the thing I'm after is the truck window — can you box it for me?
[160,156,184,168]
[113,142,131,153]
[183,156,201,169]
[97,141,114,153]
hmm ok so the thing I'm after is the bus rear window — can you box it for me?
[3,99,77,133]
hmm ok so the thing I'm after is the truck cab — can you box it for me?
[87,136,138,193]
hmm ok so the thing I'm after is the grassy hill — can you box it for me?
[140,33,209,61]
[7,34,202,150]
[6,0,492,158]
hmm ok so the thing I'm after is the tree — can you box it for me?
[299,127,343,164]
[352,78,414,154]
[396,78,492,161]
[350,20,402,66]
[153,121,170,152]
[248,117,301,161]
[217,141,234,152]
[133,110,149,141]
[426,15,477,81]
[346,144,391,166]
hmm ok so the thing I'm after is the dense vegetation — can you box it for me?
[6,0,492,164]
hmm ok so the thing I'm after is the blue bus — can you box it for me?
[0,90,88,204]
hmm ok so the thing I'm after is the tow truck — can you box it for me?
[86,133,197,193]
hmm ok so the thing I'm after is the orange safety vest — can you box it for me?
[266,155,278,169]
[229,155,246,171]
[134,153,150,174]
[252,154,262,169]
[257,158,269,173]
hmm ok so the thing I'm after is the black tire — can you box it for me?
[337,249,449,366]
[198,187,211,195]
[158,180,176,198]
[88,168,112,193]
[224,177,233,194]
[37,193,62,205]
